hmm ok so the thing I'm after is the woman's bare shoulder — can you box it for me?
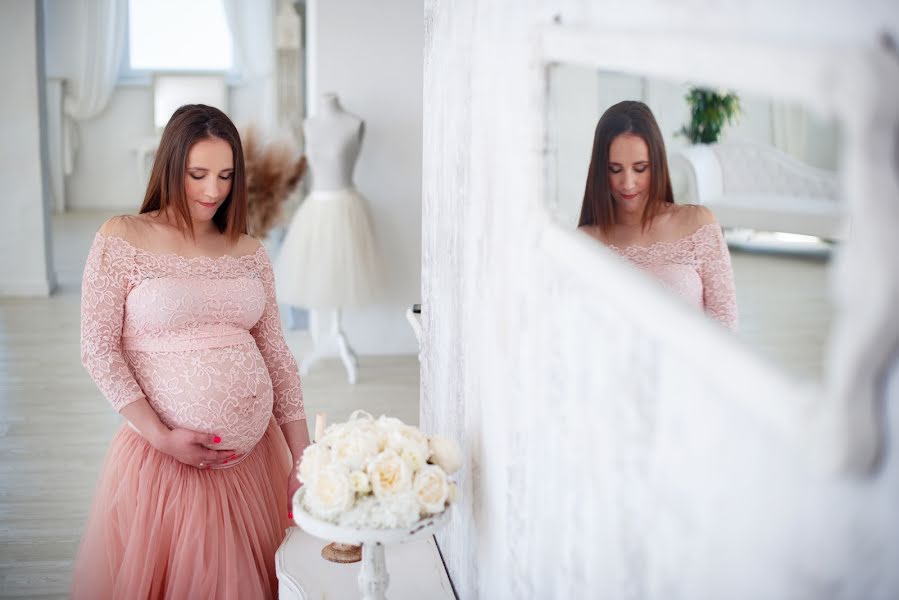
[668,204,718,235]
[235,234,264,257]
[97,214,156,243]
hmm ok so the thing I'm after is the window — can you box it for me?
[127,0,233,72]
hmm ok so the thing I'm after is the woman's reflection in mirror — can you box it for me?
[578,101,738,330]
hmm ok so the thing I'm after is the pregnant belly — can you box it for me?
[126,342,274,456]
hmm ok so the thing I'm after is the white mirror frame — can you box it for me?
[533,25,899,475]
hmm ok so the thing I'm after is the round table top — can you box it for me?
[292,488,451,545]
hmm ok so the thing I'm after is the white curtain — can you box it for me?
[61,0,127,175]
[222,0,276,132]
[770,101,809,164]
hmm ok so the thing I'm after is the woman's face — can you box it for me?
[607,133,650,218]
[184,137,234,223]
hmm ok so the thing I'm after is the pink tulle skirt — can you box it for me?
[71,419,292,599]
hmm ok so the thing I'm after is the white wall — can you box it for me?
[0,0,55,296]
[42,0,78,81]
[304,0,423,355]
[421,1,899,598]
[65,86,154,211]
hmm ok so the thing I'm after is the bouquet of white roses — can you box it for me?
[298,411,462,529]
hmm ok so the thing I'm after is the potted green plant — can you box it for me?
[678,87,741,144]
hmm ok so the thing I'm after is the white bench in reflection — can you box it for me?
[671,141,845,240]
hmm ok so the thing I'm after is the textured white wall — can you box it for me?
[305,0,423,355]
[0,0,55,296]
[421,1,899,598]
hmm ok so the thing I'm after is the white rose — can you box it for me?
[319,415,371,446]
[330,427,383,471]
[386,426,430,472]
[367,449,412,498]
[317,423,347,447]
[349,470,371,494]
[303,463,355,520]
[414,465,450,514]
[398,447,425,472]
[298,443,331,485]
[376,415,405,431]
[428,435,462,474]
[359,421,388,453]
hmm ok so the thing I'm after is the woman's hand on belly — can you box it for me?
[156,428,238,469]
[122,398,239,468]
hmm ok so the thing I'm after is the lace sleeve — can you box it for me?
[251,249,306,425]
[80,234,146,411]
[695,224,739,330]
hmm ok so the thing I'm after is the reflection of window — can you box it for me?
[128,0,232,71]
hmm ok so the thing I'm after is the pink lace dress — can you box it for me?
[609,222,738,330]
[71,233,306,600]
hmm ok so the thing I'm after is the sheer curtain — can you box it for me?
[770,101,810,164]
[770,101,841,171]
[61,0,127,176]
[222,0,277,132]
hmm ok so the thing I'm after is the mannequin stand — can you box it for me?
[301,308,359,384]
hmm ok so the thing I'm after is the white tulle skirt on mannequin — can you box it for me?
[275,187,380,309]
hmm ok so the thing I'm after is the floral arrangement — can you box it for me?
[241,125,307,239]
[298,411,462,529]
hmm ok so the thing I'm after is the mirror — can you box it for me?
[546,63,844,381]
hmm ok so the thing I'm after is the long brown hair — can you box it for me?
[140,104,247,243]
[578,100,673,232]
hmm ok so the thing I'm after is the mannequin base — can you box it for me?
[300,308,359,384]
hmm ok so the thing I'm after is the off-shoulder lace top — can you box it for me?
[609,222,738,330]
[80,232,306,458]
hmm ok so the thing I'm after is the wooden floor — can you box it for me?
[0,211,420,599]
[0,212,831,598]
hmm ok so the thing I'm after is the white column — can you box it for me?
[0,0,55,296]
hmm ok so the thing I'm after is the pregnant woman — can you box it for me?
[71,104,310,599]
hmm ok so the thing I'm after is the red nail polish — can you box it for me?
[214,436,221,444]
[288,512,293,519]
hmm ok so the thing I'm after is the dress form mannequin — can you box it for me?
[304,93,363,191]
[276,93,381,384]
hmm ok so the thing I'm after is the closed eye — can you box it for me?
[189,173,232,180]
[608,165,648,174]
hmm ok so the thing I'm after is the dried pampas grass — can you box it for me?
[242,126,307,239]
